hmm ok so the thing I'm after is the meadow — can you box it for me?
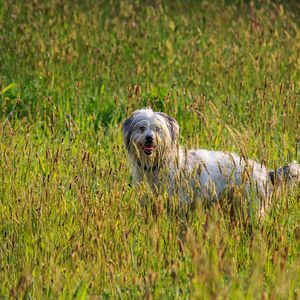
[0,0,299,298]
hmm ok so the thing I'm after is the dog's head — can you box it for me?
[122,108,179,160]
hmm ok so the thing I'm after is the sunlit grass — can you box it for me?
[0,0,299,298]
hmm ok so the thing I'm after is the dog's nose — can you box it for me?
[145,135,153,143]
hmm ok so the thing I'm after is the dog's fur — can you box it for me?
[122,108,300,216]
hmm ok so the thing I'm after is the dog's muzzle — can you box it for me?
[142,135,156,155]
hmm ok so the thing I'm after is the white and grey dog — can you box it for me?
[122,108,300,216]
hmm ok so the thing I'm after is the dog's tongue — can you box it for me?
[144,146,154,151]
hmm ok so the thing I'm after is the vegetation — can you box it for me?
[0,0,299,298]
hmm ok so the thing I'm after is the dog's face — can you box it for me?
[122,108,179,161]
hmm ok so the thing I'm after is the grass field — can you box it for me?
[0,0,299,298]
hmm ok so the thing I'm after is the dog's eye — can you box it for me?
[154,126,160,132]
[139,126,146,132]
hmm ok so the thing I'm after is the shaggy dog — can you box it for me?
[122,108,300,216]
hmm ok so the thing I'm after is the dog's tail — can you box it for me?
[269,161,300,186]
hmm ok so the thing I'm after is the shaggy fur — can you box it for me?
[122,108,300,216]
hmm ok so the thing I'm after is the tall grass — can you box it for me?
[0,0,299,298]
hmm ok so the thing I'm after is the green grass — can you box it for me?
[0,0,299,298]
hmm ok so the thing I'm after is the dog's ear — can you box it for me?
[158,112,179,143]
[122,116,133,151]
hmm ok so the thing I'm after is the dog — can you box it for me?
[122,108,300,216]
